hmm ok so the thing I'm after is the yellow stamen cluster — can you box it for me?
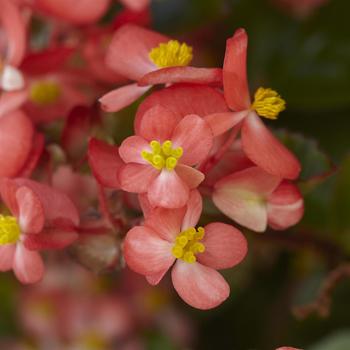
[29,80,61,105]
[149,40,193,68]
[141,140,183,171]
[172,227,205,264]
[0,215,20,245]
[251,87,286,120]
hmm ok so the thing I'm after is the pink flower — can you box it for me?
[124,191,248,309]
[100,24,222,112]
[118,105,213,208]
[273,0,328,17]
[0,178,79,283]
[209,28,301,179]
[213,166,304,232]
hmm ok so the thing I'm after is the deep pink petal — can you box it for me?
[119,135,150,164]
[171,115,213,166]
[0,244,16,271]
[88,138,123,188]
[198,223,247,270]
[124,226,175,276]
[13,244,44,284]
[242,112,301,179]
[119,0,150,11]
[171,260,230,310]
[0,178,20,216]
[138,105,178,142]
[16,186,44,234]
[106,24,168,80]
[204,111,248,136]
[99,84,151,113]
[145,207,185,242]
[119,163,159,193]
[223,28,251,111]
[175,164,204,189]
[138,67,223,86]
[267,181,304,230]
[181,190,202,230]
[148,170,189,209]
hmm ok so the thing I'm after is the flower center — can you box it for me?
[0,215,20,245]
[172,227,205,264]
[29,80,61,105]
[149,40,193,68]
[141,140,183,171]
[251,87,286,120]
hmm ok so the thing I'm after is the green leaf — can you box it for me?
[308,330,350,350]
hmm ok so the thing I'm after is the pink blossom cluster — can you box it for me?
[0,0,304,310]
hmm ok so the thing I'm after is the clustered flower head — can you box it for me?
[0,0,304,311]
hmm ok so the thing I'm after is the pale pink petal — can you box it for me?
[16,186,44,234]
[171,115,213,166]
[223,28,251,111]
[88,138,123,188]
[124,226,175,276]
[175,164,204,189]
[204,111,248,136]
[0,65,24,91]
[99,84,151,113]
[138,193,154,218]
[138,105,178,142]
[171,260,230,310]
[145,207,185,242]
[242,112,301,180]
[146,269,168,286]
[267,181,304,230]
[119,163,159,193]
[119,135,151,164]
[181,190,202,230]
[106,24,168,80]
[119,0,150,11]
[0,244,16,271]
[0,90,28,118]
[198,223,247,270]
[148,170,189,209]
[0,178,19,216]
[138,67,223,86]
[13,244,44,284]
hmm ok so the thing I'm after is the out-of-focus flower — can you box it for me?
[272,0,328,17]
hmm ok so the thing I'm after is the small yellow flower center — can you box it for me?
[141,140,183,171]
[251,87,286,120]
[29,80,61,105]
[172,227,205,264]
[149,40,193,68]
[0,215,20,245]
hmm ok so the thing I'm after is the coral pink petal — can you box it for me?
[213,167,281,232]
[138,193,153,218]
[13,244,44,284]
[119,163,159,193]
[204,110,248,136]
[172,115,213,166]
[36,0,110,25]
[242,112,301,179]
[182,190,202,230]
[99,84,151,113]
[106,24,169,80]
[119,135,150,164]
[119,0,150,11]
[135,84,228,134]
[124,226,175,276]
[88,138,123,188]
[145,207,185,242]
[0,178,19,216]
[146,269,168,286]
[0,110,34,178]
[0,0,26,65]
[0,244,16,271]
[138,67,223,87]
[148,170,189,209]
[138,105,178,142]
[198,223,247,270]
[223,28,251,111]
[16,186,45,234]
[175,164,204,189]
[171,260,230,310]
[0,90,28,118]
[267,181,304,230]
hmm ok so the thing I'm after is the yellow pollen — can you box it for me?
[29,80,61,105]
[141,140,183,171]
[149,40,193,68]
[251,87,286,120]
[0,215,20,245]
[171,227,206,264]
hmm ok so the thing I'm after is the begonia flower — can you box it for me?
[0,178,79,283]
[124,191,248,309]
[118,105,213,208]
